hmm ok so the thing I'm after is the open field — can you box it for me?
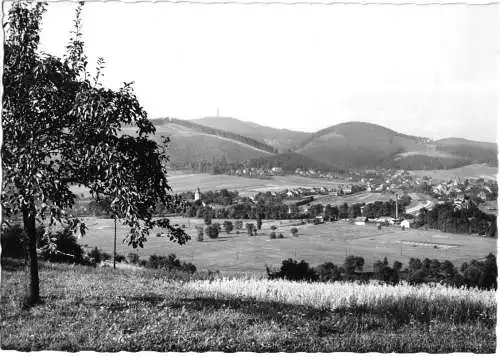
[166,173,343,196]
[410,164,498,182]
[71,172,343,198]
[1,262,495,352]
[78,218,497,274]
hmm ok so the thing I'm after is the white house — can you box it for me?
[400,219,410,230]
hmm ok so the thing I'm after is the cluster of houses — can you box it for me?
[358,169,416,193]
[294,168,343,180]
[430,178,497,203]
[228,167,285,177]
[281,183,363,199]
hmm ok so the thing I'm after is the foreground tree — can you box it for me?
[2,2,189,306]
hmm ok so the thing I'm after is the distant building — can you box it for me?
[400,219,410,230]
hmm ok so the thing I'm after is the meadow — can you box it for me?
[410,163,497,181]
[1,260,495,352]
[78,218,497,274]
[71,172,344,199]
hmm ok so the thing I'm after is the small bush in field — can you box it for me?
[290,227,298,237]
[246,223,255,236]
[195,225,204,241]
[206,224,219,239]
[139,259,148,267]
[223,221,233,234]
[88,246,110,264]
[267,258,318,282]
[269,231,277,239]
[115,254,126,263]
[147,253,196,274]
[39,228,85,264]
[204,212,212,226]
[127,252,140,264]
[278,233,284,239]
[235,220,243,230]
[316,262,343,282]
[212,222,221,234]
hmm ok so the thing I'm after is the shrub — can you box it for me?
[269,231,277,239]
[87,246,109,264]
[246,223,255,236]
[139,259,148,267]
[270,225,277,231]
[316,262,343,282]
[267,258,318,282]
[235,220,243,230]
[127,252,140,264]
[256,216,262,230]
[182,262,197,274]
[373,258,399,284]
[223,221,233,234]
[204,212,212,226]
[115,254,126,263]
[39,228,85,264]
[344,255,364,274]
[278,233,284,239]
[205,224,219,239]
[146,254,196,274]
[0,224,27,259]
[212,222,221,233]
[290,227,298,237]
[195,225,204,241]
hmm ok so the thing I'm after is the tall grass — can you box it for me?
[184,278,496,324]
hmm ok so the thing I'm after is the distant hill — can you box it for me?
[192,116,309,152]
[123,118,276,169]
[123,117,497,172]
[435,138,498,166]
[295,121,497,170]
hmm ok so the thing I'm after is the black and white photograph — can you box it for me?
[1,0,498,353]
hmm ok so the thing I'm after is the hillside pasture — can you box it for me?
[410,164,497,181]
[78,218,496,274]
[166,173,343,196]
[70,173,343,199]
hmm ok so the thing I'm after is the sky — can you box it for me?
[27,1,499,142]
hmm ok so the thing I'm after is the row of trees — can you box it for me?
[414,202,497,237]
[267,253,498,290]
[178,199,408,221]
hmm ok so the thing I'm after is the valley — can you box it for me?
[78,217,497,274]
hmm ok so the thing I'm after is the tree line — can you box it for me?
[267,253,498,290]
[414,202,497,237]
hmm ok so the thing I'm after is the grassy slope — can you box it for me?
[192,116,309,152]
[1,262,495,352]
[122,121,273,166]
[410,163,498,181]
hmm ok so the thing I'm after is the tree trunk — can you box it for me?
[23,206,40,307]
